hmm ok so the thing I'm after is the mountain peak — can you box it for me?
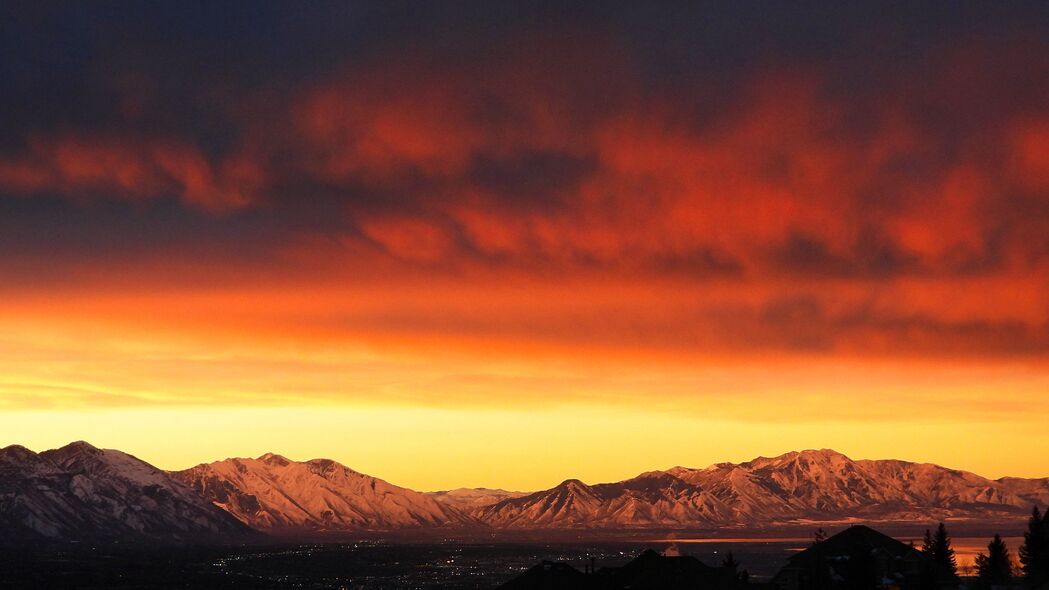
[0,445,48,472]
[550,478,597,498]
[743,448,852,468]
[257,452,290,466]
[797,448,849,459]
[634,470,672,479]
[306,457,360,478]
[0,444,36,458]
[60,440,102,454]
[41,441,106,466]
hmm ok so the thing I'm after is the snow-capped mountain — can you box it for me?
[478,449,1049,528]
[671,449,1049,522]
[427,487,527,510]
[0,441,252,543]
[4,444,1048,540]
[173,453,478,531]
[476,472,739,528]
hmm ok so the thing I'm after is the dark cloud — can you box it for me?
[1,2,1049,358]
[468,150,598,209]
[772,229,922,278]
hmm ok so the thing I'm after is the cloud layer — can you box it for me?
[1,3,1048,407]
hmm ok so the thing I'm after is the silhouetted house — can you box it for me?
[499,548,746,590]
[595,548,742,590]
[773,525,926,590]
[498,560,589,590]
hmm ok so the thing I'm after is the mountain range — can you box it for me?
[0,441,251,544]
[478,449,1049,528]
[172,453,478,531]
[3,443,1047,543]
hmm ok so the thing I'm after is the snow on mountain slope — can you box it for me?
[480,449,1049,529]
[427,487,527,510]
[0,442,252,543]
[668,449,1049,523]
[6,444,1047,537]
[476,472,738,528]
[173,453,478,531]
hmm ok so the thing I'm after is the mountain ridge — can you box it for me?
[172,453,479,531]
[0,441,254,544]
[3,444,1048,542]
[478,448,1049,528]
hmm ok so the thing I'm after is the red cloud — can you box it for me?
[0,136,258,211]
[284,47,1043,286]
[1012,120,1049,192]
[1,33,1047,360]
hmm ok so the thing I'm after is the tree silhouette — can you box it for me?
[1019,506,1048,587]
[922,529,935,556]
[722,552,748,586]
[975,534,1012,588]
[809,529,831,590]
[722,551,740,573]
[814,528,828,544]
[933,522,958,579]
[919,528,937,590]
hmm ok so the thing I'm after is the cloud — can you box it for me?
[0,136,260,212]
[0,20,1048,366]
[258,36,1049,291]
[7,3,1049,488]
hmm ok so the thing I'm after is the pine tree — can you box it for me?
[814,527,827,544]
[975,534,1013,587]
[919,528,938,590]
[933,523,958,579]
[810,529,832,590]
[722,552,747,585]
[1019,506,1048,586]
[722,552,740,574]
[922,529,935,556]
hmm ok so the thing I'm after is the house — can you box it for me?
[594,548,734,589]
[772,525,928,590]
[499,547,746,590]
[498,560,590,590]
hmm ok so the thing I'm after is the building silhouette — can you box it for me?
[772,525,928,590]
[499,547,746,590]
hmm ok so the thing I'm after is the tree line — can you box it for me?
[922,507,1049,589]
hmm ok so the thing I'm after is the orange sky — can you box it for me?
[1,5,1048,491]
[1,277,1047,490]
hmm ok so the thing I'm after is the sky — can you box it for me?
[1,2,1049,491]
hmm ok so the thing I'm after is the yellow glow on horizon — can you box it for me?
[3,404,1048,491]
[3,278,1049,490]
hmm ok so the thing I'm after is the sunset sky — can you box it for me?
[2,3,1049,491]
